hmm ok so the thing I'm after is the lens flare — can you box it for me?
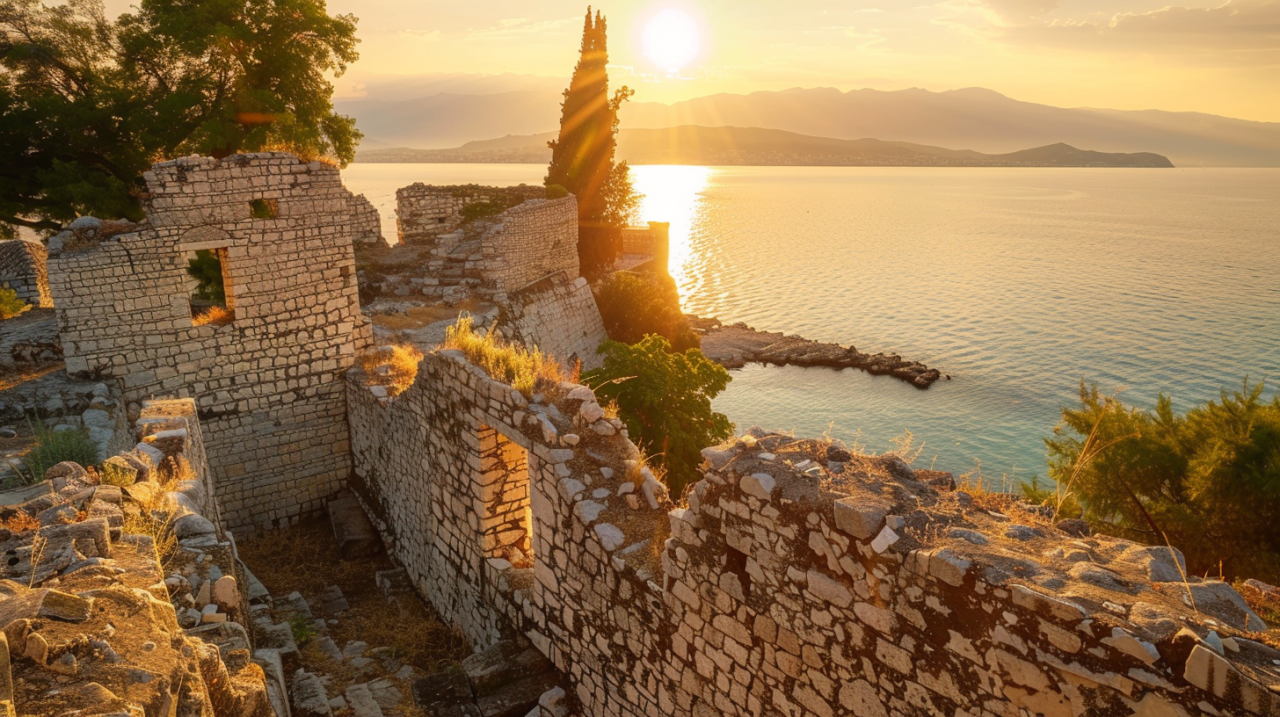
[643,9,700,73]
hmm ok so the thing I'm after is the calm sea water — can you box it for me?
[343,164,1280,483]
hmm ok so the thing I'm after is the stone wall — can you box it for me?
[47,152,371,533]
[0,396,275,717]
[0,238,52,307]
[349,350,1280,717]
[500,274,608,371]
[484,198,579,293]
[350,193,384,245]
[396,184,501,245]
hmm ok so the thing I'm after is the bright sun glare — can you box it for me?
[643,10,699,74]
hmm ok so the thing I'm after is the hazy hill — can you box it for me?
[357,126,1174,168]
[336,83,1278,166]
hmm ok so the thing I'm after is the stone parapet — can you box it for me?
[0,239,52,308]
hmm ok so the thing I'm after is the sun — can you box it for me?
[643,9,700,74]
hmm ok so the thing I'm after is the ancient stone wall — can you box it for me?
[350,193,384,245]
[47,152,371,532]
[499,275,608,371]
[0,396,275,717]
[483,198,579,293]
[0,238,52,307]
[349,350,1280,717]
[396,184,500,245]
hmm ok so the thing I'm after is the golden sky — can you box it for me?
[105,0,1280,121]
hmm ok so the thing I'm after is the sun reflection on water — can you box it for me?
[630,165,712,293]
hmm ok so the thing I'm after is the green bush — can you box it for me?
[545,184,569,200]
[594,271,700,352]
[584,336,733,495]
[0,287,28,320]
[21,422,100,484]
[1046,380,1280,583]
[187,250,226,304]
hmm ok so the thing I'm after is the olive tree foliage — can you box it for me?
[583,335,733,495]
[0,0,360,236]
[1045,380,1280,583]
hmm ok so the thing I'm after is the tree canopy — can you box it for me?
[1045,380,1280,583]
[0,0,360,236]
[583,335,733,495]
[545,7,637,276]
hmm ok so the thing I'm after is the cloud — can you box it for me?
[980,0,1059,23]
[399,29,443,41]
[990,0,1280,61]
[465,16,579,41]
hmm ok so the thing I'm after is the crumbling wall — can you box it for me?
[0,396,274,717]
[348,350,677,715]
[482,197,578,292]
[350,192,384,245]
[396,184,512,245]
[0,238,52,307]
[349,351,1280,717]
[499,275,607,371]
[47,152,371,532]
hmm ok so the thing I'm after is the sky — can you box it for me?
[102,0,1280,122]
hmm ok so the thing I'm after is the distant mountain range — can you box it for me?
[356,126,1174,168]
[336,83,1279,167]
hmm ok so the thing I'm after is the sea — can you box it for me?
[341,163,1280,485]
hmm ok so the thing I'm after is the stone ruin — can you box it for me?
[350,192,384,245]
[362,184,608,369]
[46,153,372,533]
[0,397,276,717]
[347,345,1280,717]
[6,150,1279,717]
[0,239,52,309]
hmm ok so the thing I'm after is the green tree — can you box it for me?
[545,7,638,277]
[187,249,225,304]
[594,270,699,351]
[583,335,733,495]
[0,0,360,236]
[1046,380,1280,582]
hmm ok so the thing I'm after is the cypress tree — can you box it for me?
[546,7,636,277]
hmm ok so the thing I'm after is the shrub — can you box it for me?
[1046,380,1280,583]
[583,335,734,494]
[21,422,100,483]
[441,315,566,398]
[594,271,699,352]
[357,343,425,397]
[545,184,569,199]
[0,287,28,320]
[187,250,226,304]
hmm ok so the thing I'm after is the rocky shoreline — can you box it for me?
[689,315,944,389]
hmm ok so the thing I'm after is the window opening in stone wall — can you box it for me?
[726,546,751,597]
[250,198,278,219]
[477,425,533,569]
[186,248,235,326]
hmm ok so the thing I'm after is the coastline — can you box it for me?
[689,315,943,389]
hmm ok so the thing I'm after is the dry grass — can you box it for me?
[121,455,184,573]
[238,519,469,674]
[0,511,39,534]
[441,315,566,398]
[369,300,485,331]
[357,344,425,397]
[1238,580,1280,629]
[192,306,234,326]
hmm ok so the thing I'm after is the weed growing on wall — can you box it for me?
[441,315,566,398]
[357,344,425,397]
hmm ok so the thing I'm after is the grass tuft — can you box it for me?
[192,305,234,326]
[21,422,100,484]
[441,315,566,398]
[357,343,425,397]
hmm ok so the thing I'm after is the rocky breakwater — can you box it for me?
[689,315,943,388]
[0,397,275,717]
